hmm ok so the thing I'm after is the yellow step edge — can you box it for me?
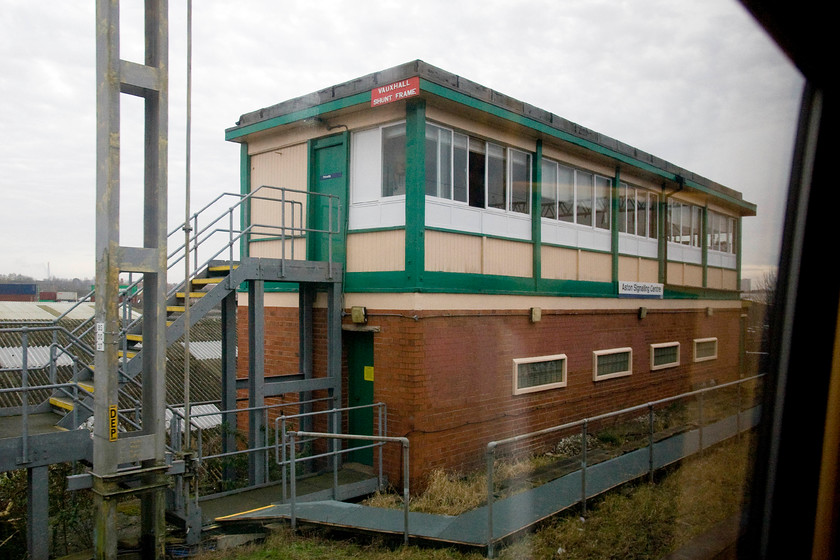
[118,350,137,359]
[77,381,95,393]
[126,334,143,342]
[49,396,74,411]
[167,306,186,313]
[177,292,207,299]
[208,265,238,272]
[191,277,223,285]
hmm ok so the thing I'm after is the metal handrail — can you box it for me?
[287,430,411,544]
[483,374,764,557]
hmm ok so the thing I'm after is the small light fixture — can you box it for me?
[350,306,367,324]
[638,307,648,319]
[706,307,714,317]
[530,307,542,323]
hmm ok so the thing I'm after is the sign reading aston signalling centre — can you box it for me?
[618,281,664,299]
[371,77,420,107]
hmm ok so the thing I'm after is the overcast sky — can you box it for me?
[1,0,803,282]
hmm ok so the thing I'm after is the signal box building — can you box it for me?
[225,60,754,483]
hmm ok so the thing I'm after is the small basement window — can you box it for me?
[693,337,718,362]
[513,354,567,395]
[593,347,633,381]
[650,342,680,370]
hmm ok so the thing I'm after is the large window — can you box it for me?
[708,210,736,254]
[619,183,659,239]
[541,159,611,229]
[513,354,567,395]
[668,201,703,247]
[425,122,531,215]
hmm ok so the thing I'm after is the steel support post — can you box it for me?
[221,291,238,479]
[248,280,266,485]
[298,284,315,433]
[94,1,168,558]
[26,466,49,560]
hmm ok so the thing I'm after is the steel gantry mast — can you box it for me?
[94,1,169,558]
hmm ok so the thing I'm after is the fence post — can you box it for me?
[649,404,655,483]
[581,420,588,516]
[486,443,496,558]
[402,440,410,545]
[290,431,297,530]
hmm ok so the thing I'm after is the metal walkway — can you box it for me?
[215,407,760,552]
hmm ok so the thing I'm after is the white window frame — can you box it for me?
[650,342,681,371]
[592,347,633,381]
[512,354,567,395]
[693,337,719,362]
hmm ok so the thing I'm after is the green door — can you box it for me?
[347,331,375,465]
[308,133,348,263]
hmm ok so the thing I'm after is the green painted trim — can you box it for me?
[736,216,743,290]
[532,140,543,291]
[658,196,667,284]
[225,91,370,141]
[418,78,755,214]
[348,226,407,235]
[240,143,251,260]
[405,99,426,288]
[306,132,350,263]
[701,206,709,288]
[612,167,621,282]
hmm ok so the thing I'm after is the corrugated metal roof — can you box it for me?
[166,403,222,431]
[0,346,75,368]
[0,301,99,321]
[180,340,226,361]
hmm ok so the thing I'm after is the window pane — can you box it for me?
[595,175,610,230]
[557,165,574,222]
[576,170,593,226]
[618,184,629,234]
[648,193,658,239]
[637,191,648,238]
[425,125,440,197]
[681,204,692,245]
[541,161,557,219]
[510,149,530,214]
[486,143,506,210]
[381,123,406,197]
[453,133,468,203]
[692,206,702,247]
[517,358,565,390]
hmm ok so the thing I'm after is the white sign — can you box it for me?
[95,322,105,351]
[618,281,664,299]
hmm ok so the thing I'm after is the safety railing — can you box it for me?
[274,402,389,502]
[287,430,411,544]
[483,374,763,557]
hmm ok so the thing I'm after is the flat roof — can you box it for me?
[226,59,755,214]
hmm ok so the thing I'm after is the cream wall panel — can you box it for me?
[541,145,616,179]
[541,245,578,280]
[578,251,611,282]
[249,144,309,241]
[639,258,659,283]
[346,230,405,272]
[482,237,533,277]
[684,264,703,287]
[618,256,639,282]
[425,231,482,274]
[722,268,738,290]
[667,262,684,285]
[249,238,306,260]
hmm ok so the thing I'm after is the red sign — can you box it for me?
[371,77,420,107]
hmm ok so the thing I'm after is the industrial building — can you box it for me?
[224,60,755,482]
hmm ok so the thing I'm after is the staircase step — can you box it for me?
[50,396,75,412]
[177,292,207,299]
[118,350,137,359]
[77,381,95,393]
[126,334,143,343]
[208,264,238,273]
[167,306,186,313]
[191,277,223,286]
